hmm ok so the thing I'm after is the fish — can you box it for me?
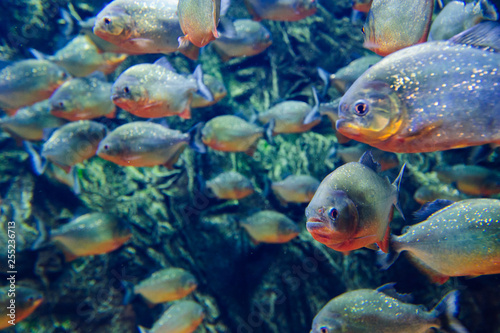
[190,74,227,108]
[24,120,108,174]
[240,210,300,244]
[0,286,43,329]
[317,100,351,144]
[434,164,500,196]
[352,0,372,13]
[205,171,254,200]
[363,0,434,56]
[379,199,500,284]
[33,212,131,262]
[0,100,67,144]
[333,144,399,171]
[271,175,320,204]
[44,163,81,195]
[126,267,197,305]
[212,19,272,62]
[260,88,321,134]
[311,283,468,333]
[428,0,498,41]
[200,115,274,156]
[138,300,205,333]
[305,151,405,253]
[93,0,200,60]
[0,59,70,115]
[338,22,500,153]
[97,121,205,169]
[244,0,317,21]
[49,73,116,121]
[317,55,382,95]
[29,35,127,77]
[413,185,468,205]
[111,59,213,119]
[178,0,224,48]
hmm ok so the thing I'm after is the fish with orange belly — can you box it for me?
[338,22,500,153]
[305,151,404,253]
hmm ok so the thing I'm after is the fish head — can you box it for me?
[49,84,79,117]
[337,80,404,144]
[311,312,343,333]
[97,133,129,164]
[305,190,359,248]
[111,74,149,110]
[94,6,134,41]
[18,287,44,310]
[181,273,198,292]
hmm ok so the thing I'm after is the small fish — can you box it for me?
[311,284,468,333]
[49,73,116,121]
[379,199,500,284]
[30,35,127,77]
[191,74,227,108]
[363,0,434,56]
[240,210,300,244]
[93,0,200,60]
[352,0,372,12]
[178,0,223,48]
[317,55,382,94]
[138,300,205,333]
[338,22,500,153]
[25,120,108,174]
[429,0,498,41]
[111,59,213,119]
[0,59,70,115]
[205,171,254,200]
[271,175,320,204]
[434,164,500,196]
[260,88,321,134]
[305,151,404,253]
[127,268,197,305]
[97,122,205,169]
[33,212,131,262]
[334,144,399,171]
[0,286,43,329]
[413,185,468,205]
[0,100,67,144]
[317,100,351,144]
[212,19,272,62]
[201,115,274,156]
[44,163,81,195]
[244,0,317,21]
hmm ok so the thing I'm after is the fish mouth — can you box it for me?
[111,94,123,101]
[306,220,327,231]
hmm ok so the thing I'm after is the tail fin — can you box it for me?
[376,235,400,270]
[433,291,469,333]
[23,141,47,175]
[303,87,321,125]
[31,218,50,250]
[479,0,498,21]
[188,122,206,153]
[137,326,150,333]
[29,48,49,60]
[392,163,405,219]
[317,67,331,97]
[121,280,135,305]
[192,65,214,102]
[71,167,81,195]
[263,118,275,146]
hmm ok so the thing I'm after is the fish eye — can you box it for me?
[354,100,369,116]
[329,208,338,220]
[104,144,109,150]
[58,101,64,108]
[123,86,130,94]
[320,327,329,333]
[104,17,111,25]
[27,296,34,303]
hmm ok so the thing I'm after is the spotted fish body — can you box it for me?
[363,0,434,56]
[178,0,221,48]
[241,210,299,244]
[338,22,500,153]
[271,175,320,204]
[138,300,204,333]
[206,171,254,200]
[382,199,500,284]
[259,101,320,134]
[93,0,199,60]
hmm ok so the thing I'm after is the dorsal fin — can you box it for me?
[449,21,500,52]
[153,57,176,72]
[377,283,413,303]
[413,199,455,222]
[358,151,381,172]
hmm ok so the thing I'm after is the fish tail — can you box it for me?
[433,290,469,333]
[479,0,498,21]
[392,163,405,220]
[188,122,207,154]
[121,280,135,305]
[178,35,191,50]
[376,235,400,270]
[317,67,331,97]
[32,218,51,251]
[71,167,81,195]
[23,141,47,175]
[137,326,150,333]
[29,48,48,60]
[303,87,321,125]
[193,65,214,102]
[263,118,275,146]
